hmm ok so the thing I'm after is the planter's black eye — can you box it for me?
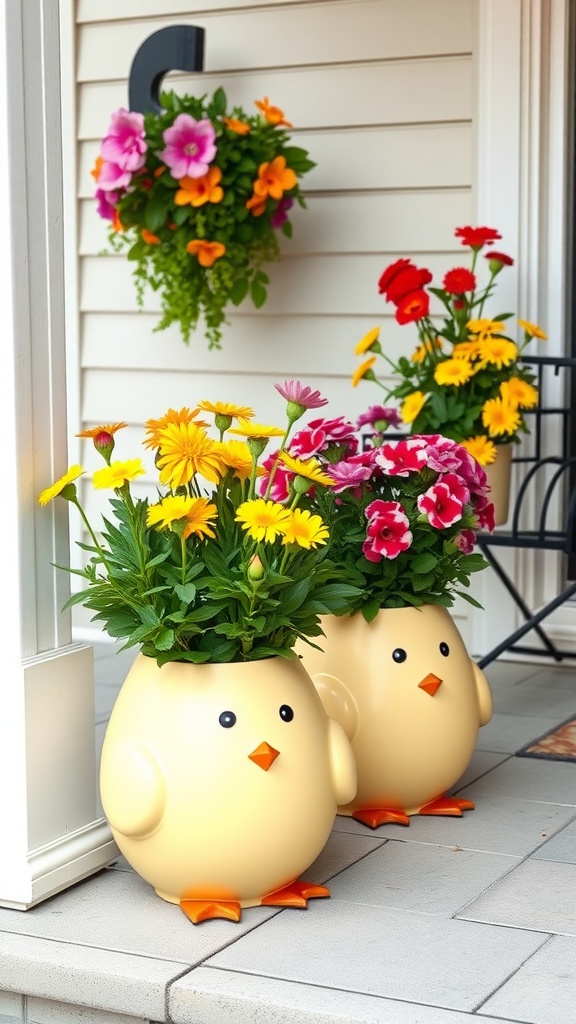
[219,710,236,728]
[392,648,407,663]
[279,704,294,722]
[439,642,450,657]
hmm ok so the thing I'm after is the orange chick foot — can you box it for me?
[179,898,242,924]
[261,880,330,908]
[418,795,475,817]
[352,807,411,828]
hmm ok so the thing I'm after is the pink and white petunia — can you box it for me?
[256,452,292,503]
[160,114,217,179]
[101,109,147,172]
[375,437,428,476]
[362,500,413,561]
[417,479,466,529]
[356,405,402,430]
[95,188,119,221]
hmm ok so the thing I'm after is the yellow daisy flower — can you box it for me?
[146,495,217,539]
[460,436,497,467]
[466,318,507,340]
[481,397,521,437]
[156,422,227,487]
[235,499,292,543]
[277,451,334,486]
[228,418,285,440]
[92,460,146,489]
[196,400,255,420]
[477,337,518,370]
[143,408,209,449]
[354,326,381,356]
[401,391,428,424]
[351,356,377,388]
[38,465,84,506]
[411,336,443,363]
[518,318,548,340]
[281,508,329,548]
[434,358,475,387]
[219,440,265,480]
[452,340,481,360]
[500,377,538,409]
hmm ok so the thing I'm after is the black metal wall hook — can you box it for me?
[128,25,205,115]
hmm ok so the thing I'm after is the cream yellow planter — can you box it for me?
[298,606,493,828]
[485,443,513,526]
[100,654,356,923]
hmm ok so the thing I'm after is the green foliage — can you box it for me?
[95,89,315,349]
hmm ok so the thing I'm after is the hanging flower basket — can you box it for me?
[93,88,315,349]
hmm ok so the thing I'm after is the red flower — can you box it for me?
[455,226,502,249]
[385,265,433,305]
[395,289,430,324]
[485,250,514,269]
[377,258,412,297]
[443,267,476,295]
[362,500,413,562]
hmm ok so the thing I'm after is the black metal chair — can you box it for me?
[476,354,576,668]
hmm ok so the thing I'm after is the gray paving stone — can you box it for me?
[205,899,547,1012]
[475,712,567,754]
[531,818,576,863]
[333,793,575,857]
[327,839,520,916]
[0,868,277,964]
[0,933,183,1021]
[491,681,576,719]
[451,749,510,788]
[480,934,576,1023]
[169,966,515,1024]
[300,827,386,885]
[0,989,23,1023]
[460,753,576,805]
[459,858,576,934]
[27,995,148,1023]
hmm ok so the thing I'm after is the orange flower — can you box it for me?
[141,228,161,245]
[252,156,297,201]
[186,239,226,267]
[112,209,124,233]
[222,117,250,135]
[246,193,267,217]
[91,156,104,182]
[254,97,292,128]
[175,166,224,207]
[153,165,166,177]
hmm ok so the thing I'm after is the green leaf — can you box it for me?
[250,279,268,309]
[175,582,197,604]
[229,278,249,306]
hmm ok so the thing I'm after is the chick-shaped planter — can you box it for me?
[100,653,356,923]
[298,605,492,829]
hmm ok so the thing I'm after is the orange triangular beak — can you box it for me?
[248,741,280,771]
[418,672,443,697]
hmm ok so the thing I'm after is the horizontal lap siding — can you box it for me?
[72,0,475,637]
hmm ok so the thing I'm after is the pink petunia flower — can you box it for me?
[95,188,119,221]
[375,437,428,476]
[274,380,328,410]
[325,459,373,493]
[290,417,358,459]
[356,405,402,430]
[417,480,465,529]
[160,114,217,179]
[96,160,133,192]
[270,197,294,229]
[455,529,477,554]
[101,109,147,172]
[362,501,413,561]
[256,452,293,503]
[473,495,495,532]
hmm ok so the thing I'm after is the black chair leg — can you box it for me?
[477,579,576,668]
[477,542,563,660]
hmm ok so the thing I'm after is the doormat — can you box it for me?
[516,715,576,763]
